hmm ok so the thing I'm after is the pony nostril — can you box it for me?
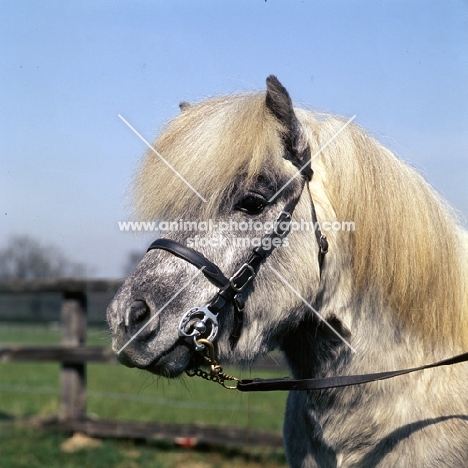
[131,300,150,323]
[126,300,152,335]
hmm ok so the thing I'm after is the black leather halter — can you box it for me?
[147,148,328,351]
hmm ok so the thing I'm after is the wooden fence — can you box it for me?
[0,278,284,449]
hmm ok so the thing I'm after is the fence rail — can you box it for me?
[0,278,285,449]
[0,345,117,363]
[0,278,123,294]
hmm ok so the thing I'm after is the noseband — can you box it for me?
[147,148,328,352]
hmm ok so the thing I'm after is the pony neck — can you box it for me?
[279,271,456,382]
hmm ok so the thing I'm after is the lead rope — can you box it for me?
[185,341,468,393]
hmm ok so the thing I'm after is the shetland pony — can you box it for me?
[107,76,468,467]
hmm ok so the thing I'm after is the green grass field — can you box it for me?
[0,323,289,467]
[1,424,287,468]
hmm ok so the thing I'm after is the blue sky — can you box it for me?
[1,1,467,277]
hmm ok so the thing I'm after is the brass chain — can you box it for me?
[185,339,239,390]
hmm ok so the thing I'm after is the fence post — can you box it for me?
[60,290,87,421]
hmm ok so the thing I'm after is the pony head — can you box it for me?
[107,76,331,375]
[107,76,468,380]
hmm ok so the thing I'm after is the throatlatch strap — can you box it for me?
[237,351,468,392]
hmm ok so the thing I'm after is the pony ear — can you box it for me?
[265,75,311,178]
[265,76,298,137]
[179,101,191,112]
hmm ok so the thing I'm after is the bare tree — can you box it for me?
[0,235,90,279]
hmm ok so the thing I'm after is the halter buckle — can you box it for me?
[229,263,256,292]
[178,306,219,351]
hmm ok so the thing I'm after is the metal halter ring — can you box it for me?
[178,306,219,351]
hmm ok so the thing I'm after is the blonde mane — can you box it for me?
[299,111,468,349]
[134,92,468,349]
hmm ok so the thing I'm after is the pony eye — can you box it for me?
[236,194,267,215]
